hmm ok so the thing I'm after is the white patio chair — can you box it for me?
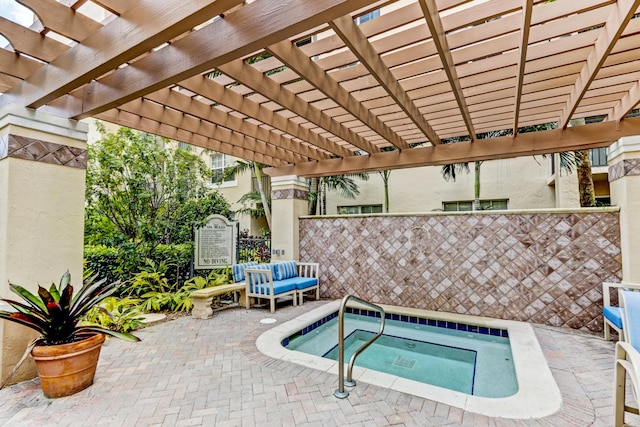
[603,282,640,341]
[614,290,640,426]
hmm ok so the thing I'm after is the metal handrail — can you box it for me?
[334,295,385,399]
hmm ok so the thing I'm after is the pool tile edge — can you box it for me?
[255,300,562,420]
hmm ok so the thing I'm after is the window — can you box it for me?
[355,9,380,25]
[178,141,191,151]
[211,153,236,185]
[338,204,383,215]
[590,147,607,167]
[443,199,509,211]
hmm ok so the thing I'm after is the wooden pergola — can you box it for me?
[1,0,640,177]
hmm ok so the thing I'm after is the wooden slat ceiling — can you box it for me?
[1,0,640,177]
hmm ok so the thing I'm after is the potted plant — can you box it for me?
[0,271,140,398]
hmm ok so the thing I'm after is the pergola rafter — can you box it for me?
[512,0,533,136]
[0,0,639,178]
[557,0,640,129]
[330,15,441,145]
[217,59,382,155]
[177,76,353,159]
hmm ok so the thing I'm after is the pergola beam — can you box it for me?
[126,97,306,164]
[18,0,102,41]
[265,115,640,177]
[609,78,640,121]
[0,49,43,80]
[330,15,440,145]
[96,107,287,167]
[512,0,533,136]
[557,0,640,129]
[217,60,382,155]
[267,39,410,150]
[144,87,330,161]
[419,0,476,140]
[178,76,354,158]
[40,0,384,119]
[0,17,68,62]
[4,0,245,109]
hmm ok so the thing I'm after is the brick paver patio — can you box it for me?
[0,300,638,426]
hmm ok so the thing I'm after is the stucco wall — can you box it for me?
[326,156,561,213]
[299,208,621,332]
[0,107,88,384]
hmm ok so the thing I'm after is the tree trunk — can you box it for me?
[576,150,596,207]
[254,163,271,230]
[308,178,319,215]
[473,161,482,210]
[381,170,391,213]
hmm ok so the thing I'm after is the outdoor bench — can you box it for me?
[190,283,247,319]
[244,261,319,313]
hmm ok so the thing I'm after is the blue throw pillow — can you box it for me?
[273,261,298,281]
[232,261,258,282]
[247,264,271,286]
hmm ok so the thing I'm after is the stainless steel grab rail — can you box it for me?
[334,295,385,399]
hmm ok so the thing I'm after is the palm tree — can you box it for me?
[441,124,591,209]
[379,170,391,213]
[309,173,370,215]
[219,160,272,229]
[441,130,510,210]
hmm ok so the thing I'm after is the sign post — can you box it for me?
[194,215,237,269]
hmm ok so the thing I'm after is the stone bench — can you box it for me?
[190,283,247,319]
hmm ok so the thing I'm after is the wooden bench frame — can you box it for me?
[244,268,297,314]
[190,283,247,319]
[245,262,319,313]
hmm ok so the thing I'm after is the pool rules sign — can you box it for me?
[194,215,237,269]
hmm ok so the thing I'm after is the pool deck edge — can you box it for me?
[256,300,562,420]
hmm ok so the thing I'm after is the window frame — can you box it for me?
[210,153,237,188]
[442,199,509,212]
[337,204,383,215]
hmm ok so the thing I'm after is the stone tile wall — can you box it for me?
[299,210,622,332]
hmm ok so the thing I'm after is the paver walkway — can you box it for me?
[0,300,638,426]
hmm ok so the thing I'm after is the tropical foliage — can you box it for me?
[85,124,232,251]
[83,296,145,333]
[308,173,370,215]
[128,260,231,312]
[440,123,594,209]
[0,271,140,346]
[219,160,271,230]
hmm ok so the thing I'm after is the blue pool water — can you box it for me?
[284,311,518,398]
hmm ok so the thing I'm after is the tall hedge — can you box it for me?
[84,243,193,286]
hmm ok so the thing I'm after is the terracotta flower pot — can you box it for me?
[30,333,105,398]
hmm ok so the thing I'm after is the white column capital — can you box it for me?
[0,104,88,142]
[608,135,640,162]
[271,175,308,188]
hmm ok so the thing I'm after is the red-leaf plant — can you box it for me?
[0,271,140,346]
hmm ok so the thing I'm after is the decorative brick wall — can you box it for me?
[299,210,622,332]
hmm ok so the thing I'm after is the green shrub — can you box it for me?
[84,243,193,286]
[83,297,146,333]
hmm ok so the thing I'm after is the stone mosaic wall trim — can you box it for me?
[0,134,87,169]
[609,158,640,182]
[299,211,622,332]
[272,188,308,200]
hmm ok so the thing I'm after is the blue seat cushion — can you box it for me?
[250,280,297,296]
[604,306,623,329]
[289,277,318,291]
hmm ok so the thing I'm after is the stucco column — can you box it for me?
[609,136,640,282]
[270,175,308,261]
[0,106,88,383]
